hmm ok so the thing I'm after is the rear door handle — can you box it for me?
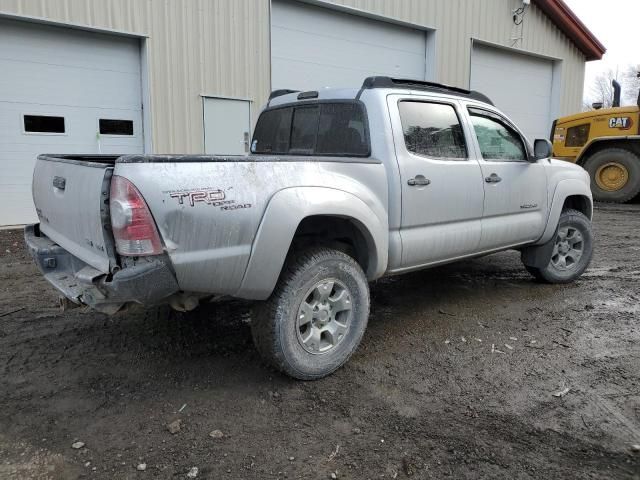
[407,175,431,187]
[485,173,502,183]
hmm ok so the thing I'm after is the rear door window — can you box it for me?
[398,101,468,160]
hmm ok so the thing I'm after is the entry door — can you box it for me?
[203,97,251,155]
[464,106,548,250]
[388,96,485,268]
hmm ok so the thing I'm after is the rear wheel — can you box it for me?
[252,246,369,380]
[583,148,640,203]
[525,209,593,284]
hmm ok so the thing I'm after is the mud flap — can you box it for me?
[521,233,556,268]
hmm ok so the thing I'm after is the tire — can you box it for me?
[525,209,593,284]
[252,246,370,380]
[583,148,640,203]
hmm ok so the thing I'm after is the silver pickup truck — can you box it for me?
[26,77,593,379]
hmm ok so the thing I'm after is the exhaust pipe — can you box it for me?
[612,79,621,108]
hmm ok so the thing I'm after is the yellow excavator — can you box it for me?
[551,78,640,203]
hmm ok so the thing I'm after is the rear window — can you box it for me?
[251,102,370,157]
[290,106,320,154]
[251,108,292,154]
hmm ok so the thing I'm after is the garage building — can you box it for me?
[0,0,604,226]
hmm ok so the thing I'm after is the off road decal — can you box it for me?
[608,117,633,130]
[166,188,252,211]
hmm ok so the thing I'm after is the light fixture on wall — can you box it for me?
[511,0,530,46]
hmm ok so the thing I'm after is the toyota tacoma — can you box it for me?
[26,77,594,380]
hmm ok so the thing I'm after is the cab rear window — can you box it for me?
[251,102,370,157]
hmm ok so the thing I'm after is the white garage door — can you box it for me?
[271,0,427,91]
[470,44,554,142]
[0,19,144,226]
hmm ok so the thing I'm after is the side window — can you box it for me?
[398,101,467,160]
[468,108,527,161]
[290,106,320,154]
[565,123,590,147]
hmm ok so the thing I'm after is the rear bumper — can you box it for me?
[24,224,179,314]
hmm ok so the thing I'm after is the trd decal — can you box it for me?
[608,117,633,130]
[169,189,226,206]
[167,188,252,211]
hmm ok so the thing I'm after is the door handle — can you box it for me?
[243,132,250,153]
[485,173,502,183]
[407,175,431,187]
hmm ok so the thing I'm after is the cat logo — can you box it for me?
[608,117,633,130]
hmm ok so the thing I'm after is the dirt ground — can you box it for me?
[1,203,639,480]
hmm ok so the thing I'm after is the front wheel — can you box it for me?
[525,209,593,284]
[252,246,370,380]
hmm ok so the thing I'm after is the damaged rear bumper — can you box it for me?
[24,224,179,314]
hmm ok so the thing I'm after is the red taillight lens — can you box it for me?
[109,175,163,256]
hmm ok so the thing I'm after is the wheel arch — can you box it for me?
[562,195,593,220]
[235,187,388,300]
[537,179,593,245]
[290,215,376,276]
[576,136,640,166]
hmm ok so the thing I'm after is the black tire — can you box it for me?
[525,209,593,284]
[583,148,640,203]
[252,246,370,380]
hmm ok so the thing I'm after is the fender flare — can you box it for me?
[537,178,593,245]
[235,187,388,300]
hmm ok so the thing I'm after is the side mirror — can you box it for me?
[533,138,553,161]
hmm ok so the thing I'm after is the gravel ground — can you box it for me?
[0,203,639,479]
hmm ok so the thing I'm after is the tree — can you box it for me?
[589,68,616,109]
[585,64,640,110]
[622,64,640,105]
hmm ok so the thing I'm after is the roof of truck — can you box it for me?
[267,76,493,108]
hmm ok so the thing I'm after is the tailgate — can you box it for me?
[32,155,117,273]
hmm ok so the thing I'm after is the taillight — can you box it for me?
[109,175,163,256]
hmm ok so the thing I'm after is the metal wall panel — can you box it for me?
[0,0,271,153]
[0,0,586,153]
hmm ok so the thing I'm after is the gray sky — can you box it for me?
[563,0,640,101]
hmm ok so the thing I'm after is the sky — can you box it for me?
[563,0,639,102]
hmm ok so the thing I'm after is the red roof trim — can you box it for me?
[533,0,606,61]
